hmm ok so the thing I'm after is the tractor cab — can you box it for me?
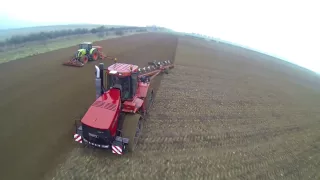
[105,63,139,101]
[79,42,93,53]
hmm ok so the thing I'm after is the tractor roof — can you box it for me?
[107,63,139,76]
[81,42,92,44]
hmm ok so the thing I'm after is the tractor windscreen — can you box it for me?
[106,74,131,99]
[79,44,89,49]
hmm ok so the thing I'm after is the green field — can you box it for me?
[0,31,145,64]
[0,23,152,64]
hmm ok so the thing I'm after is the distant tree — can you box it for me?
[39,32,49,45]
[0,26,144,47]
[90,28,98,34]
[96,26,106,32]
[115,30,124,36]
[97,32,105,38]
[136,29,147,32]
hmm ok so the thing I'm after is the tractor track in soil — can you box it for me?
[1,32,320,180]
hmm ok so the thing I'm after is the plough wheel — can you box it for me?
[121,114,143,152]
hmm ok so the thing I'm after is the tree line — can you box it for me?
[0,26,147,47]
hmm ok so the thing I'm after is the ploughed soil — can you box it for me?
[1,32,320,180]
[0,32,178,180]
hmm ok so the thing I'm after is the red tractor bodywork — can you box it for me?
[73,60,174,154]
[81,89,121,137]
[81,63,150,137]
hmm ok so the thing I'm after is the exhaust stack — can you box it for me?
[95,63,105,99]
[99,63,105,95]
[95,65,101,100]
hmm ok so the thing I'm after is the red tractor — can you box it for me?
[73,60,174,154]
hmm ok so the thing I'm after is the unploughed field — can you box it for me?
[0,32,320,180]
[0,32,143,64]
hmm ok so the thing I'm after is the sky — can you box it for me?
[1,0,319,73]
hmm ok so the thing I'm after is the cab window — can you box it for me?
[131,72,138,96]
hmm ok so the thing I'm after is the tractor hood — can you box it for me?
[77,49,86,52]
[81,88,121,130]
[76,49,86,56]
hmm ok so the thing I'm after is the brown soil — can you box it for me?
[0,32,178,180]
[1,32,320,180]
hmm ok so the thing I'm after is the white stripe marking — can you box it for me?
[75,136,82,142]
[115,146,122,152]
[113,148,121,155]
[112,146,121,155]
[112,146,120,154]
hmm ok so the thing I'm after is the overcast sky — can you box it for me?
[1,0,319,73]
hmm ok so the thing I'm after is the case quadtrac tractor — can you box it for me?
[63,42,116,67]
[73,59,174,155]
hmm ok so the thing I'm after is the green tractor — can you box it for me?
[63,42,107,67]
